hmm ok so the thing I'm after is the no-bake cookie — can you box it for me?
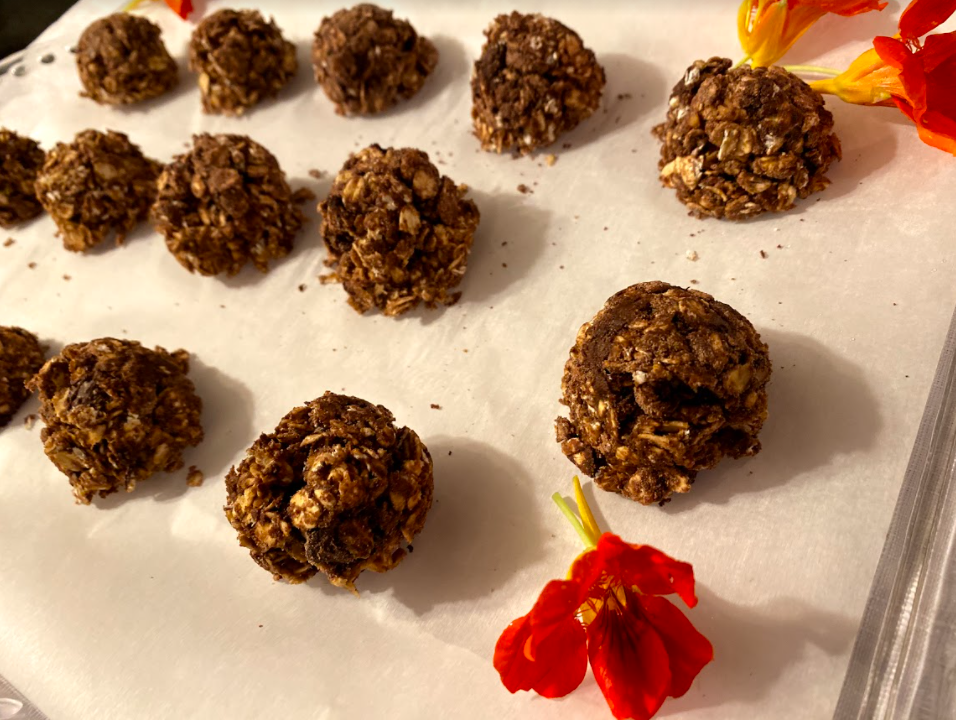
[34,129,162,252]
[471,12,605,155]
[76,13,178,105]
[0,129,45,228]
[152,133,304,276]
[27,338,204,504]
[555,281,771,505]
[225,392,433,591]
[312,4,438,116]
[653,58,841,220]
[189,9,297,115]
[319,144,480,316]
[0,327,45,428]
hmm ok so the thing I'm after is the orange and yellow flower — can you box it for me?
[739,0,887,67]
[124,0,193,20]
[810,0,956,154]
[493,479,713,720]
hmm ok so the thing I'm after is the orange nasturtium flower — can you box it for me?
[493,479,713,720]
[124,0,193,20]
[809,0,956,154]
[739,0,887,67]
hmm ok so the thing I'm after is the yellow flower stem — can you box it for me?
[733,55,752,69]
[572,477,602,544]
[782,64,841,76]
[552,492,596,549]
[121,0,146,10]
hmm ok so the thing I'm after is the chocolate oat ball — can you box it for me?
[319,144,480,316]
[0,327,45,428]
[27,338,204,504]
[189,9,297,116]
[0,129,45,228]
[653,58,842,220]
[312,4,438,116]
[76,13,178,105]
[152,133,304,277]
[225,392,433,591]
[34,129,162,252]
[555,282,771,505]
[471,12,605,155]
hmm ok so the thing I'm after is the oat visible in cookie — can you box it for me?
[319,144,480,316]
[555,281,771,505]
[27,338,203,504]
[34,129,162,252]
[0,129,45,228]
[312,4,438,116]
[0,327,45,428]
[224,392,433,591]
[190,9,297,116]
[76,13,178,105]
[152,133,304,277]
[653,58,841,220]
[471,12,605,155]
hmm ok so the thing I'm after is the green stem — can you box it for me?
[783,64,841,76]
[552,492,595,548]
[733,55,752,69]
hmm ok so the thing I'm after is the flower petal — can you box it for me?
[528,577,590,654]
[899,0,956,41]
[585,534,699,606]
[639,595,715,698]
[494,612,589,699]
[587,599,672,720]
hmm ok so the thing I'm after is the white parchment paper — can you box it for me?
[1,2,954,718]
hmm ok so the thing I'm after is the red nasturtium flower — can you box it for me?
[809,0,956,154]
[493,479,713,720]
[739,0,887,67]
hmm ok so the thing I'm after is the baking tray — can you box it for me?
[2,1,956,718]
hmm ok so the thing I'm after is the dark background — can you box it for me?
[0,0,75,59]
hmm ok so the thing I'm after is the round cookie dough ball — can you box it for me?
[152,133,304,277]
[76,13,178,105]
[311,4,438,116]
[0,129,45,228]
[34,129,161,252]
[555,281,771,505]
[189,9,297,116]
[319,144,480,316]
[27,338,204,504]
[0,327,45,428]
[225,392,434,591]
[471,12,605,155]
[653,58,841,220]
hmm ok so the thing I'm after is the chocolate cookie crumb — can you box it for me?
[153,133,304,276]
[224,392,433,591]
[430,403,441,410]
[555,281,770,505]
[312,4,438,116]
[471,12,605,155]
[27,338,204,504]
[0,129,45,228]
[3,238,13,247]
[0,327,45,428]
[308,168,324,179]
[298,283,307,292]
[319,144,480,316]
[190,9,297,116]
[76,13,178,105]
[35,129,161,252]
[653,58,841,220]
[187,466,204,487]
[27,262,36,269]
[760,249,768,258]
[517,183,532,194]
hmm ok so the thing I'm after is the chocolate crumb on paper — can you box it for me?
[760,250,768,259]
[2,238,13,247]
[28,262,36,269]
[517,183,532,194]
[308,169,324,180]
[187,466,204,487]
[430,403,441,410]
[298,284,307,292]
